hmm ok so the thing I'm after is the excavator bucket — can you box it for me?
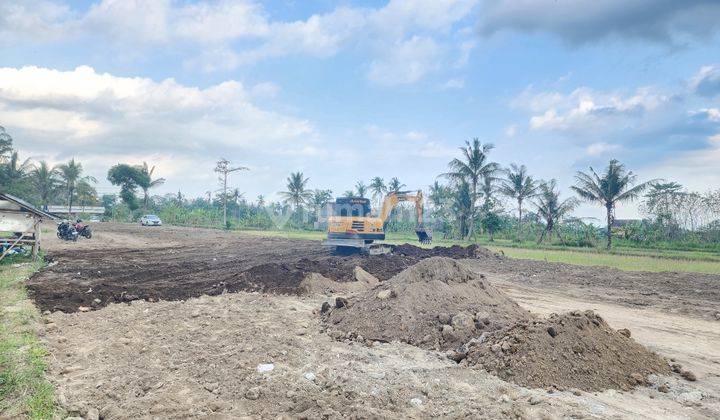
[415,227,433,245]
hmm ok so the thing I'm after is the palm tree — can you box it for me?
[230,188,243,205]
[428,181,451,211]
[2,151,32,190]
[309,189,333,219]
[369,177,386,209]
[355,181,368,198]
[499,164,538,240]
[58,159,87,214]
[280,172,312,210]
[31,161,60,209]
[535,179,578,244]
[0,126,13,160]
[440,138,499,239]
[75,179,99,207]
[343,190,355,198]
[452,181,473,239]
[256,194,265,207]
[572,159,655,249]
[387,177,405,193]
[137,162,166,210]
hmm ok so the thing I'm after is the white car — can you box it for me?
[140,214,163,226]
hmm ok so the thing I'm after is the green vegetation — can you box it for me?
[2,124,719,258]
[489,247,720,275]
[0,259,60,419]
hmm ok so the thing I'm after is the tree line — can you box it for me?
[0,126,98,212]
[272,139,720,250]
[3,124,720,250]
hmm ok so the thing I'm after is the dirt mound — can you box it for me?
[298,268,379,295]
[324,257,532,350]
[393,243,502,260]
[464,310,671,391]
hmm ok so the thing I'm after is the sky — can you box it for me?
[1,0,719,221]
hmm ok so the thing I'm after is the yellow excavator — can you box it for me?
[324,190,432,254]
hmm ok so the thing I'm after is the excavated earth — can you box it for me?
[464,310,672,392]
[28,223,493,313]
[323,257,532,350]
[323,257,674,393]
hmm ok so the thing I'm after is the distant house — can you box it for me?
[0,193,57,260]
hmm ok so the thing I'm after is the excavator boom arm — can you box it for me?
[378,190,432,244]
[378,191,424,224]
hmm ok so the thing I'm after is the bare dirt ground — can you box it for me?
[30,223,720,418]
[28,223,486,313]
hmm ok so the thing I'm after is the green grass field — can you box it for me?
[237,229,720,275]
[0,260,60,419]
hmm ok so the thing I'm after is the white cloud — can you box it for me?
[442,78,465,89]
[0,0,74,43]
[3,0,478,83]
[368,36,443,85]
[689,65,720,97]
[504,124,517,137]
[585,142,620,156]
[0,65,314,171]
[521,86,671,132]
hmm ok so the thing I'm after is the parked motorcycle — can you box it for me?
[56,221,79,241]
[73,219,92,239]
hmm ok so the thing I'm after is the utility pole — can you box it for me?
[214,158,248,228]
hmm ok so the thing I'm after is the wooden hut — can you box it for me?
[0,193,57,261]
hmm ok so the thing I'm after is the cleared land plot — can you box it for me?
[21,223,720,418]
[28,223,720,319]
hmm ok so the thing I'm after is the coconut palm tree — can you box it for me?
[58,159,95,214]
[534,179,578,244]
[572,159,655,249]
[0,126,13,160]
[256,194,265,207]
[440,138,499,239]
[280,172,312,210]
[499,164,538,240]
[309,189,333,219]
[31,161,60,209]
[369,177,386,208]
[355,181,368,198]
[343,190,355,198]
[137,162,166,210]
[452,181,473,238]
[387,177,405,193]
[75,179,99,207]
[2,151,32,193]
[428,181,452,213]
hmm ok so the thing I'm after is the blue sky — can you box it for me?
[1,0,719,220]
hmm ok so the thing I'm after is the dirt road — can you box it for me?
[31,223,720,418]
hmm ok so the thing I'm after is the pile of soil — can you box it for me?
[464,310,671,391]
[323,257,532,350]
[393,244,502,260]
